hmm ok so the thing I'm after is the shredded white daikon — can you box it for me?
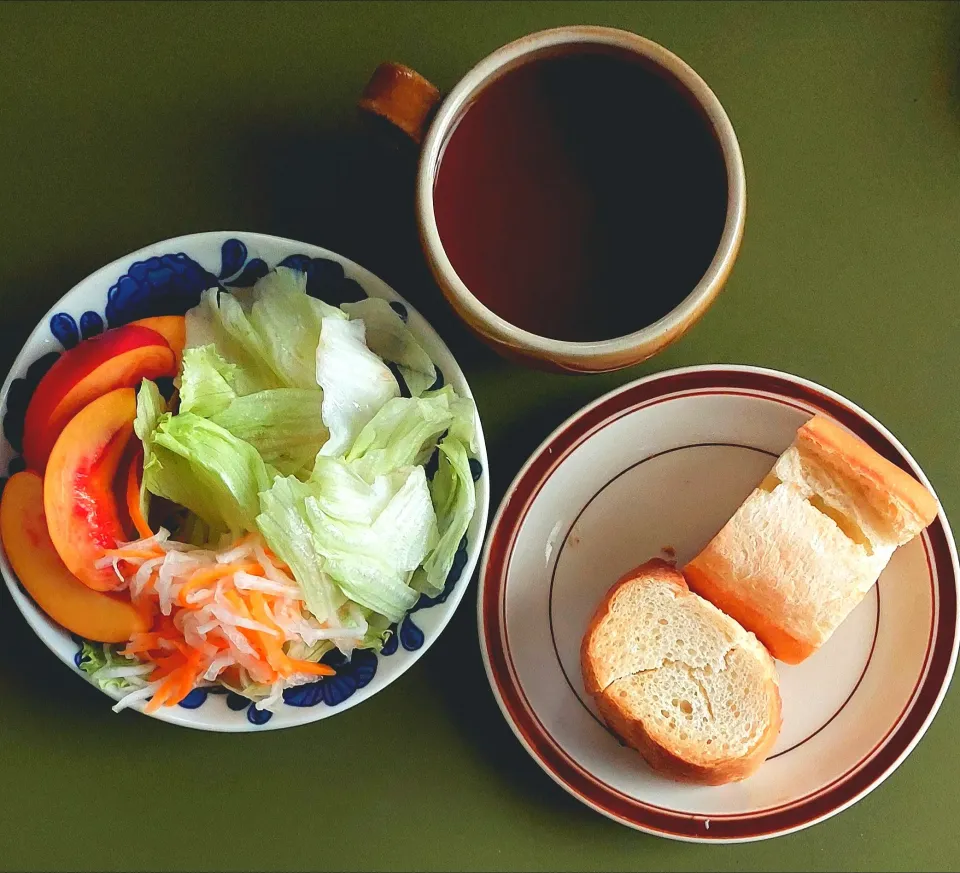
[132,557,164,599]
[219,623,257,656]
[217,541,255,565]
[233,571,299,597]
[104,530,346,714]
[255,680,285,711]
[117,529,171,551]
[254,544,296,585]
[112,680,164,713]
[203,653,236,682]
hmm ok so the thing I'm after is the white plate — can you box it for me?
[478,365,957,841]
[0,231,489,731]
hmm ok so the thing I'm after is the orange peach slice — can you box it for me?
[130,316,185,364]
[44,387,137,591]
[1,471,152,642]
[23,324,175,472]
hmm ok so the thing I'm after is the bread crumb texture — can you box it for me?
[684,416,938,656]
[582,563,779,768]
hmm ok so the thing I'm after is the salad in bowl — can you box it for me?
[0,232,488,730]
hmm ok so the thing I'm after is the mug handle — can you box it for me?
[359,62,442,144]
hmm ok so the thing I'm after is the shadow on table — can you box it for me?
[950,4,960,127]
[0,255,88,388]
[226,111,501,378]
[0,581,106,715]
[416,392,653,823]
[418,584,589,818]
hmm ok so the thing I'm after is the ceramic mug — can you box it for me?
[361,25,746,373]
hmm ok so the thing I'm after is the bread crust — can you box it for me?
[580,560,782,785]
[684,414,938,663]
[684,561,815,665]
[596,670,782,785]
[798,416,938,532]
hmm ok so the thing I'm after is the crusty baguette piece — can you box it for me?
[685,415,939,664]
[581,560,782,785]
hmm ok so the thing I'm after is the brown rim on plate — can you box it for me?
[478,365,958,842]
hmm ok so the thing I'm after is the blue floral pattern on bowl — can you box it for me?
[381,536,470,656]
[0,233,488,730]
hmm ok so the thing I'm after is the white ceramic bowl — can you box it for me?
[0,231,490,731]
[479,365,957,841]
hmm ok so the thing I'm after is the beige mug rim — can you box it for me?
[415,25,747,364]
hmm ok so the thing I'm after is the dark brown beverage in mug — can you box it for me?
[432,47,729,343]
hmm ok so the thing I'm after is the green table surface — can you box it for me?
[2,2,959,871]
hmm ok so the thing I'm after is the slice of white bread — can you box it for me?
[581,559,782,785]
[684,415,939,664]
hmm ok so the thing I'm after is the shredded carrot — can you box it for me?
[220,589,273,667]
[174,650,206,703]
[141,570,159,598]
[177,561,264,607]
[205,630,232,652]
[121,632,167,656]
[142,690,167,714]
[104,547,164,560]
[255,664,281,684]
[220,665,242,688]
[245,590,295,675]
[128,503,153,542]
[171,640,195,658]
[247,591,278,627]
[150,653,186,681]
[107,530,340,712]
[145,670,183,713]
[222,588,253,617]
[121,641,151,658]
[154,614,180,638]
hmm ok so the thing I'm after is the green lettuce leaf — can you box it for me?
[309,455,402,523]
[256,475,347,626]
[341,297,436,397]
[144,412,273,536]
[178,344,239,418]
[446,392,479,455]
[185,289,284,394]
[283,638,335,663]
[77,641,144,693]
[260,464,436,625]
[247,267,343,389]
[356,609,393,650]
[343,385,471,482]
[179,344,327,477]
[315,316,399,457]
[133,379,168,523]
[184,268,345,393]
[412,436,475,596]
[304,465,436,621]
[211,389,327,477]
